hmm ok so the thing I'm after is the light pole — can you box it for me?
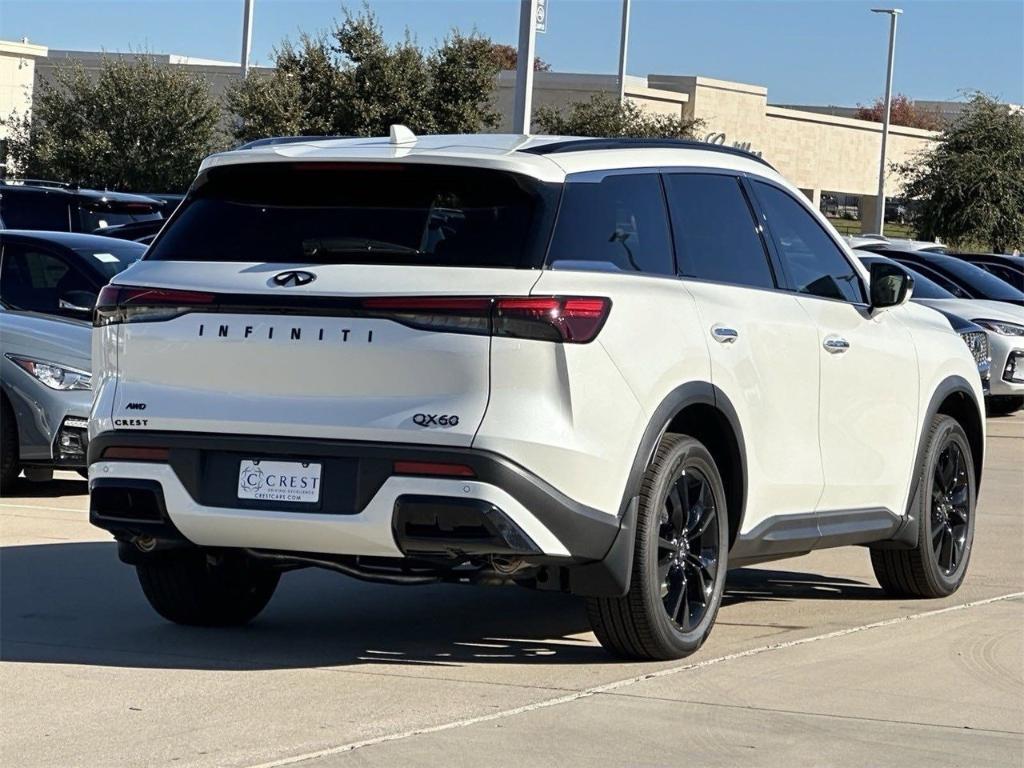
[241,0,255,77]
[617,0,632,104]
[512,0,539,134]
[871,7,902,235]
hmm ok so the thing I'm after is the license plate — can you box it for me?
[237,459,322,503]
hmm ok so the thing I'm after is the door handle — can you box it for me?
[823,335,850,354]
[711,325,739,344]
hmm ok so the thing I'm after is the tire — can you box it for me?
[587,433,729,660]
[986,395,1024,417]
[0,395,21,495]
[871,414,976,598]
[136,550,280,626]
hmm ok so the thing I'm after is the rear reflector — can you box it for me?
[101,446,171,461]
[393,461,476,478]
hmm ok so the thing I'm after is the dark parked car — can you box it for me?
[923,250,1024,292]
[857,245,1024,307]
[0,231,146,487]
[0,180,164,237]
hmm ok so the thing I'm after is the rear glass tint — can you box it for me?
[147,163,557,268]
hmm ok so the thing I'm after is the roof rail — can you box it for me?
[521,138,774,169]
[0,178,78,189]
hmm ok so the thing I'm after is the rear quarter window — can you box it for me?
[546,172,675,277]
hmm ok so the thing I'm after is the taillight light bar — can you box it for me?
[94,286,611,343]
[95,285,215,326]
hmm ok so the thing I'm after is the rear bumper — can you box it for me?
[88,431,636,596]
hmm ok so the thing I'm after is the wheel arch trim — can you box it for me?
[620,382,748,545]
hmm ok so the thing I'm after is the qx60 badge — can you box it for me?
[272,270,316,287]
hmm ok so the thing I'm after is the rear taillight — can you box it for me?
[494,297,610,343]
[94,285,216,327]
[94,286,611,343]
[359,296,611,344]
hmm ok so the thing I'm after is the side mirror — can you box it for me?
[869,262,914,310]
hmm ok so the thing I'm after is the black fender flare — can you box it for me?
[887,374,984,548]
[572,382,747,597]
[617,381,747,533]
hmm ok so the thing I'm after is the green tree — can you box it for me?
[226,7,501,144]
[227,34,343,142]
[1,55,221,192]
[534,93,703,138]
[898,93,1024,252]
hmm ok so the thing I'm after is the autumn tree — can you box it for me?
[854,94,941,131]
[488,43,551,72]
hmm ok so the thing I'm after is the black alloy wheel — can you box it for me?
[930,440,970,575]
[657,467,720,632]
[587,433,729,660]
[871,414,976,598]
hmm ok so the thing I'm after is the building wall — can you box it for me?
[37,50,271,102]
[0,40,48,144]
[493,71,690,132]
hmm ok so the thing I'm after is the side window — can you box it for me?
[753,181,866,303]
[0,190,71,231]
[547,173,674,276]
[0,244,99,316]
[903,262,970,298]
[664,173,776,290]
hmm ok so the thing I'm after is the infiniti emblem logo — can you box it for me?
[272,270,316,287]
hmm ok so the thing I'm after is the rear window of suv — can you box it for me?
[147,163,558,268]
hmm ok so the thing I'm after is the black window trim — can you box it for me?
[745,176,870,307]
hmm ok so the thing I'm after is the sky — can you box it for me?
[2,0,1022,106]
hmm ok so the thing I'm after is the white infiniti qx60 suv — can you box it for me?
[89,133,985,660]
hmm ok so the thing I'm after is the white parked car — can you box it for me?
[88,133,985,660]
[858,252,1024,415]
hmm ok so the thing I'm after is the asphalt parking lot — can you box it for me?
[1,413,1021,768]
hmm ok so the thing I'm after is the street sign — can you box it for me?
[536,0,547,33]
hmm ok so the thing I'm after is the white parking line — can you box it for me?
[0,503,85,514]
[244,591,1024,768]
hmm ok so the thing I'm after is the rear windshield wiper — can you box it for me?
[302,238,422,256]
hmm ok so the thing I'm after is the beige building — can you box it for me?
[0,38,48,166]
[498,71,938,231]
[2,39,939,232]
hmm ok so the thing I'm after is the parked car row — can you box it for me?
[0,179,179,243]
[846,237,1024,415]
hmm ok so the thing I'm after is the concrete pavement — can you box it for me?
[1,413,1021,767]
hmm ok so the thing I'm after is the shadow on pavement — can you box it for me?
[0,540,883,672]
[1,477,88,499]
[724,568,882,605]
